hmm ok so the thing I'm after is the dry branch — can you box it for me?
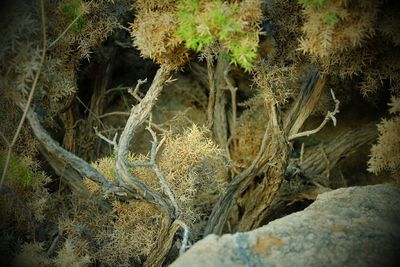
[289,89,340,141]
[302,123,377,176]
[115,64,175,215]
[212,54,229,149]
[206,52,216,129]
[144,214,179,267]
[284,68,325,137]
[205,67,327,234]
[224,66,238,151]
[20,105,120,195]
[204,100,282,235]
[126,125,179,216]
[263,123,377,224]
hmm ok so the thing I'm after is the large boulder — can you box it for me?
[171,184,400,267]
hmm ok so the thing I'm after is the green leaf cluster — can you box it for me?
[59,0,87,33]
[0,154,33,189]
[324,12,339,25]
[176,0,259,72]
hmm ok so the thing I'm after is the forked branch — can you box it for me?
[113,64,175,215]
[289,89,340,141]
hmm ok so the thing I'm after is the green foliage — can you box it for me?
[299,0,330,7]
[176,0,212,52]
[324,12,339,25]
[0,154,33,189]
[59,0,87,33]
[176,0,260,72]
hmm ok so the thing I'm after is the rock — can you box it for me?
[170,184,400,267]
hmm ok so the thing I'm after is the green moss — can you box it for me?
[0,153,34,189]
[59,0,87,33]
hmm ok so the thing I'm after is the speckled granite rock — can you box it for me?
[171,184,400,267]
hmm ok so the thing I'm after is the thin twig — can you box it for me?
[206,51,216,129]
[105,86,132,95]
[75,96,106,128]
[174,219,190,255]
[97,111,167,133]
[94,127,118,150]
[288,90,340,141]
[48,15,82,49]
[98,111,130,119]
[300,142,305,166]
[0,0,47,190]
[0,131,10,146]
[128,78,147,97]
[224,65,238,151]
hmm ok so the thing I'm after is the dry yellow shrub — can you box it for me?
[98,200,163,265]
[262,0,304,64]
[130,9,189,69]
[232,97,268,168]
[60,194,114,258]
[159,126,227,236]
[299,0,380,58]
[368,97,400,175]
[54,239,91,267]
[84,125,226,263]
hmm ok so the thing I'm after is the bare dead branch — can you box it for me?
[213,54,229,150]
[115,65,175,216]
[224,65,238,151]
[300,142,305,165]
[206,51,216,129]
[129,78,147,98]
[206,67,327,234]
[204,100,280,235]
[284,68,325,137]
[144,215,179,267]
[289,89,340,141]
[0,0,47,190]
[319,146,331,178]
[301,122,377,176]
[126,125,180,216]
[98,111,131,119]
[20,105,127,196]
[174,219,190,255]
[94,126,118,149]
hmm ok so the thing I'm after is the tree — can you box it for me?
[0,0,399,266]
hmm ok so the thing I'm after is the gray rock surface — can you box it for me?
[171,184,400,267]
